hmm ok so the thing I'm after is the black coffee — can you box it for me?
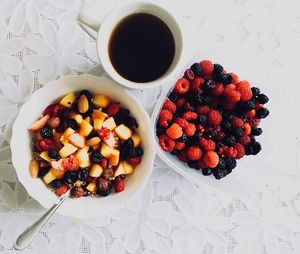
[109,13,175,83]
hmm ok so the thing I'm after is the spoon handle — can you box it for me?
[14,191,70,251]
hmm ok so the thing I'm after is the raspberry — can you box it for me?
[238,135,251,146]
[159,135,175,152]
[183,111,197,121]
[224,89,241,103]
[225,84,236,91]
[55,185,69,196]
[234,143,245,159]
[247,109,256,119]
[106,102,120,116]
[231,72,239,84]
[127,157,142,167]
[224,147,237,158]
[236,83,252,102]
[187,146,202,161]
[162,98,177,114]
[177,150,188,162]
[35,138,55,151]
[216,131,225,141]
[62,155,79,171]
[203,151,219,168]
[237,80,250,90]
[159,109,173,128]
[207,110,222,126]
[184,102,194,112]
[44,103,65,117]
[244,123,251,135]
[176,98,186,108]
[211,83,224,96]
[198,124,205,134]
[97,127,111,141]
[199,138,216,152]
[231,117,244,128]
[248,118,260,127]
[190,77,205,92]
[174,118,188,128]
[175,141,185,150]
[200,60,214,76]
[184,123,196,137]
[255,102,263,110]
[114,176,125,192]
[166,123,183,139]
[174,78,190,94]
[196,105,210,115]
[184,69,195,81]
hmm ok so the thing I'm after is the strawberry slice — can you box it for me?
[28,114,50,131]
[68,133,85,148]
[55,185,69,196]
[62,155,79,171]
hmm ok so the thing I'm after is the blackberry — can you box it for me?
[38,166,50,178]
[97,178,112,197]
[217,157,226,169]
[212,168,226,180]
[58,108,71,119]
[135,147,144,157]
[197,114,207,124]
[91,151,103,163]
[257,93,269,104]
[190,63,202,76]
[123,139,134,149]
[174,111,182,119]
[79,90,93,101]
[224,157,237,170]
[251,87,260,96]
[48,149,60,160]
[232,128,244,138]
[66,118,79,130]
[40,126,53,139]
[213,63,223,75]
[178,133,187,143]
[168,92,179,103]
[202,168,212,176]
[63,171,78,184]
[114,108,130,125]
[251,127,263,136]
[171,149,179,156]
[156,126,166,137]
[221,121,232,133]
[188,161,197,169]
[256,108,269,119]
[224,135,236,146]
[203,95,212,105]
[127,148,137,158]
[245,99,256,110]
[221,73,233,85]
[225,168,233,174]
[77,169,89,181]
[216,142,223,150]
[249,141,262,155]
[222,111,234,121]
[204,80,216,92]
[50,179,63,190]
[188,92,203,106]
[124,116,138,129]
[203,129,217,139]
[193,130,201,139]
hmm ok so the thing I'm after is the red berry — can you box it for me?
[211,83,224,96]
[114,176,124,193]
[248,118,260,127]
[174,78,190,94]
[159,135,175,152]
[231,117,244,128]
[184,69,195,81]
[35,138,55,151]
[207,110,222,126]
[238,135,251,146]
[203,151,219,168]
[187,146,202,161]
[174,117,189,129]
[175,141,185,150]
[190,77,205,92]
[55,185,69,196]
[159,109,173,128]
[224,89,241,103]
[234,143,245,159]
[236,80,250,90]
[198,124,205,134]
[216,131,225,141]
[247,109,256,119]
[224,147,237,158]
[162,98,177,114]
[184,123,196,137]
[196,105,210,115]
[97,127,111,141]
[166,123,183,139]
[106,102,120,116]
[127,157,142,167]
[255,102,263,110]
[176,98,186,108]
[100,158,108,169]
[231,72,239,84]
[200,60,214,76]
[184,102,194,112]
[244,123,251,135]
[62,155,79,170]
[183,111,198,121]
[236,83,253,102]
[199,138,216,152]
[44,103,65,117]
[177,150,188,162]
[220,100,236,110]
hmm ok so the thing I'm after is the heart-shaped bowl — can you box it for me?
[151,48,272,193]
[11,74,155,218]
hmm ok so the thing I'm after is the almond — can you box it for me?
[29,159,39,178]
[86,137,101,146]
[78,95,89,114]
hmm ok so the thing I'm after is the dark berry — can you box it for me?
[178,133,187,143]
[204,80,216,92]
[245,99,256,110]
[184,69,195,80]
[249,141,262,155]
[40,127,53,139]
[48,149,60,160]
[202,168,212,176]
[213,168,226,180]
[251,127,263,136]
[213,63,223,75]
[77,169,89,181]
[171,149,179,155]
[135,147,143,157]
[222,111,234,121]
[224,135,236,146]
[217,157,226,169]
[251,87,260,96]
[203,96,212,105]
[257,94,269,104]
[232,128,244,138]
[225,157,237,170]
[58,108,71,119]
[79,90,93,101]
[187,92,203,106]
[66,118,79,130]
[91,151,103,164]
[193,130,201,139]
[50,179,63,190]
[124,116,138,129]
[97,178,112,197]
[123,139,134,149]
[256,108,269,119]
[38,166,50,178]
[188,161,198,169]
[203,129,217,139]
[221,73,232,85]
[63,171,78,184]
[156,126,166,137]
[197,114,207,124]
[168,92,179,103]
[221,121,232,133]
[191,63,202,76]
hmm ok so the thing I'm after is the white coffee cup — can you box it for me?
[79,1,183,89]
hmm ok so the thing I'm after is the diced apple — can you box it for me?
[70,114,83,124]
[114,162,126,177]
[93,94,110,108]
[79,120,93,137]
[28,114,50,131]
[100,143,113,158]
[92,110,107,120]
[102,117,116,130]
[40,151,51,162]
[123,161,134,175]
[79,159,91,168]
[51,159,64,171]
[109,149,120,166]
[89,164,103,177]
[76,147,89,164]
[115,124,132,140]
[59,143,78,158]
[60,127,76,146]
[43,168,64,184]
[94,118,104,130]
[104,132,116,148]
[60,92,76,108]
[131,134,141,147]
[86,182,96,192]
[68,133,85,148]
[84,116,91,124]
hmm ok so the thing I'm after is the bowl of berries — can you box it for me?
[152,52,270,193]
[11,74,155,218]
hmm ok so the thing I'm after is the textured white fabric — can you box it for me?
[0,0,299,253]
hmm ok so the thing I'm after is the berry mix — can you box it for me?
[156,60,269,179]
[28,90,143,198]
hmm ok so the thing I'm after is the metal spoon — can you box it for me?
[13,190,70,251]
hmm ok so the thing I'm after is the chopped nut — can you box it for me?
[78,95,89,114]
[71,186,85,198]
[86,137,101,146]
[29,159,39,178]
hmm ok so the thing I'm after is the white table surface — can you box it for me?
[0,0,300,253]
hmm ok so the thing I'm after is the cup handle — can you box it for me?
[78,8,102,40]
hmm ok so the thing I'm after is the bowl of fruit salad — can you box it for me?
[11,74,155,218]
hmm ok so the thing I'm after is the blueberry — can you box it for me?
[50,179,63,190]
[77,169,89,181]
[63,171,78,184]
[123,139,134,149]
[232,128,244,138]
[66,118,79,130]
[156,126,166,137]
[190,63,202,76]
[256,108,269,119]
[91,151,103,164]
[48,149,60,160]
[257,93,269,104]
[251,127,263,136]
[213,63,223,75]
[40,127,53,139]
[224,157,237,170]
[79,90,93,101]
[135,147,143,157]
[251,87,260,96]
[38,166,50,178]
[202,168,212,176]
[168,92,179,103]
[58,108,71,119]
[212,168,226,180]
[224,135,236,146]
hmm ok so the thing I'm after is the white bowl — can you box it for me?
[151,48,271,194]
[11,74,155,218]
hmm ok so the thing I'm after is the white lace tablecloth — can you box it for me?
[1,0,300,253]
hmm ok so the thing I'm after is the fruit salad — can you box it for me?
[28,90,143,198]
[156,60,269,179]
